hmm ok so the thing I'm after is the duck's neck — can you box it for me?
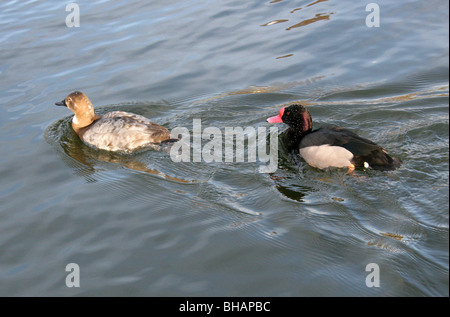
[284,113,313,150]
[284,128,311,151]
[72,113,101,134]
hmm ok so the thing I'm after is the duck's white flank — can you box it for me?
[299,145,353,169]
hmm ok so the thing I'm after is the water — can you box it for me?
[0,0,448,296]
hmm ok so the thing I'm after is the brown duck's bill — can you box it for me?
[55,100,66,107]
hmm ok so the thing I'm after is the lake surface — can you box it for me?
[0,0,448,296]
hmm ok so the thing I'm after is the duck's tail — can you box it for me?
[160,138,181,144]
[389,156,402,170]
[369,150,402,171]
[157,136,181,153]
[353,149,402,171]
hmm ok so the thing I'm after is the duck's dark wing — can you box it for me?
[300,125,401,170]
[300,125,380,153]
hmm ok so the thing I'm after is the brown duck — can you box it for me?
[56,91,173,152]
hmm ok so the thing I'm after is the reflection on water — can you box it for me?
[189,74,326,106]
[286,12,334,31]
[261,19,289,27]
[276,53,294,59]
[45,116,194,184]
[263,0,333,32]
[308,84,449,105]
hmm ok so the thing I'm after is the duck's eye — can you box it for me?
[67,97,72,102]
[285,111,290,116]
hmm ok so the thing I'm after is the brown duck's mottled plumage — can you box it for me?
[56,91,172,152]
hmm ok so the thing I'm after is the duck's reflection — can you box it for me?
[47,119,193,184]
[267,133,314,203]
[274,183,307,202]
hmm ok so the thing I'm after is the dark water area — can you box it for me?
[0,0,448,296]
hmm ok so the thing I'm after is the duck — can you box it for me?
[266,104,402,171]
[55,91,174,152]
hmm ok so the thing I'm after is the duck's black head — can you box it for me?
[267,104,313,133]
